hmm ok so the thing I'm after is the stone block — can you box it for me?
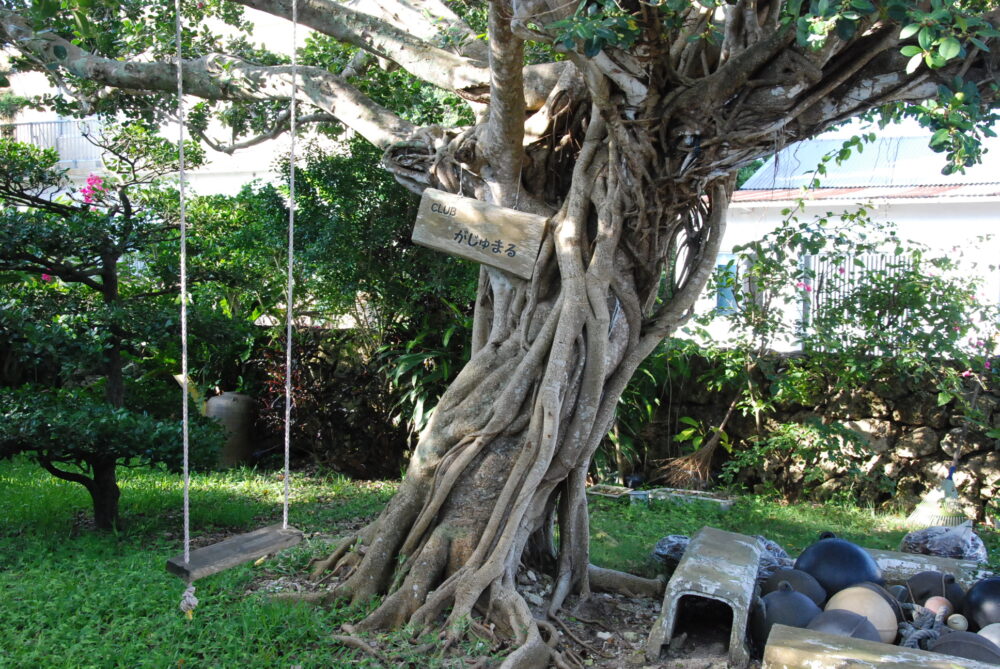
[892,392,948,428]
[941,427,994,458]
[895,426,940,458]
[842,419,897,453]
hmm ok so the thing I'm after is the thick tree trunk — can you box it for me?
[88,457,121,531]
[315,94,730,663]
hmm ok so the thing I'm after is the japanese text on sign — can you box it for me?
[452,228,517,257]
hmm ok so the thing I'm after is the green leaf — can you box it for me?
[899,23,920,39]
[679,416,701,427]
[938,36,961,60]
[675,428,697,442]
[835,19,856,41]
[917,27,934,51]
[850,0,875,12]
[929,128,950,147]
[905,52,923,74]
[937,391,953,406]
[900,45,922,57]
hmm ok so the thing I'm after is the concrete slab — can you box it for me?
[646,526,761,668]
[763,623,998,668]
[866,547,993,588]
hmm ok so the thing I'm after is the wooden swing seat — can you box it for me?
[166,524,303,582]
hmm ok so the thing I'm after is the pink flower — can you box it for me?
[961,370,973,378]
[85,174,104,191]
[41,273,53,282]
[795,281,812,293]
[838,266,845,274]
[986,361,992,371]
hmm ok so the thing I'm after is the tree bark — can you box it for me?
[38,455,121,531]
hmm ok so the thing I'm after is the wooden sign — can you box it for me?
[412,188,547,279]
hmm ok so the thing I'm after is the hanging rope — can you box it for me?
[173,0,298,615]
[283,0,298,531]
[174,0,194,617]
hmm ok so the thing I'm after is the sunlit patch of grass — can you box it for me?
[588,493,926,578]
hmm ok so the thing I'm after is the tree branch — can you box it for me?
[234,0,565,110]
[235,0,490,92]
[0,10,414,148]
[483,0,526,208]
[38,454,95,492]
[195,110,337,154]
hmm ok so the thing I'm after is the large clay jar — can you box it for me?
[979,622,1000,646]
[205,391,255,468]
[825,585,899,644]
[763,568,827,607]
[794,535,883,596]
[928,631,1000,663]
[750,582,822,650]
[806,610,881,643]
[855,582,905,624]
[964,578,1000,632]
[902,570,966,609]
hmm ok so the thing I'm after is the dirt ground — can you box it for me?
[247,559,746,668]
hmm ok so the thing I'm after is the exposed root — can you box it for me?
[656,445,715,488]
[357,529,451,631]
[331,632,390,664]
[549,613,610,658]
[267,591,328,606]
[309,532,359,579]
[587,565,664,598]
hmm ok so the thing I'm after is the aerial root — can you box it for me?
[357,531,450,631]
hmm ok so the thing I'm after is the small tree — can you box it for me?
[0,130,223,530]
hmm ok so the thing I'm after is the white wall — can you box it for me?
[689,197,1000,350]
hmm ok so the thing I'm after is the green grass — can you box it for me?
[589,494,1000,578]
[2,457,997,667]
[0,457,398,668]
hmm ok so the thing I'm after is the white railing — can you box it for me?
[2,118,104,168]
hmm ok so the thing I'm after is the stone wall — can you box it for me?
[643,355,1000,519]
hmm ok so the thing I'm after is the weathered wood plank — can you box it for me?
[763,624,997,668]
[411,188,547,279]
[166,524,303,582]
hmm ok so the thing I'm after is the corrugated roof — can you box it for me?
[733,183,1000,203]
[741,132,1000,191]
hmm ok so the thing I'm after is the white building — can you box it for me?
[1,8,307,194]
[692,121,1000,349]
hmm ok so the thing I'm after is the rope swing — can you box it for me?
[167,0,303,611]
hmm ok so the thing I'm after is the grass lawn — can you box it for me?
[1,457,996,667]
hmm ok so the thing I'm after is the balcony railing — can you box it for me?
[2,118,104,169]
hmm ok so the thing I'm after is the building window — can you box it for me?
[715,253,737,314]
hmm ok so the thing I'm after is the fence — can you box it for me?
[801,253,914,354]
[1,118,104,169]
